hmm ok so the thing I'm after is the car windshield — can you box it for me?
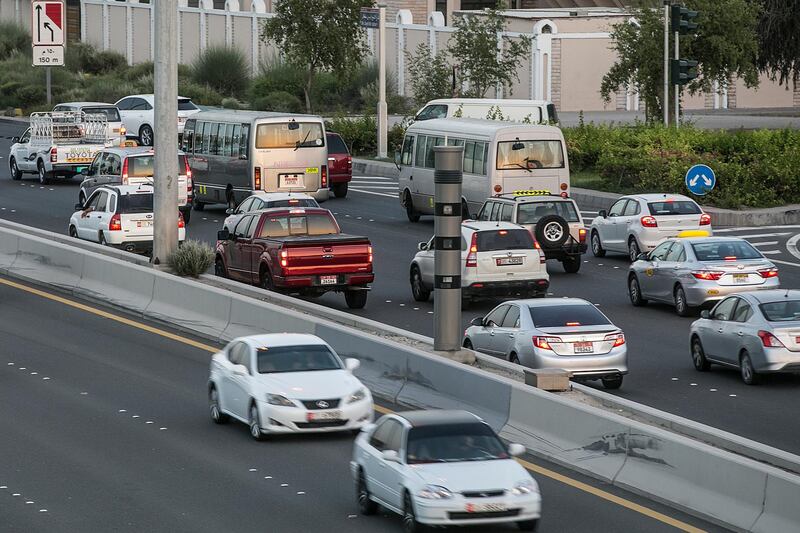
[258,214,338,237]
[256,344,342,373]
[496,140,564,170]
[759,301,800,322]
[517,201,579,224]
[692,241,762,261]
[406,423,509,464]
[255,122,325,149]
[476,229,534,251]
[118,193,153,213]
[178,99,198,111]
[266,199,319,208]
[326,134,348,154]
[529,304,610,328]
[82,106,121,122]
[647,201,701,215]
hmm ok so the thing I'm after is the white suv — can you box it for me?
[590,193,712,262]
[409,221,549,305]
[69,185,186,254]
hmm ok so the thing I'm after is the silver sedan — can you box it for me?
[628,236,779,316]
[690,290,800,385]
[463,298,628,389]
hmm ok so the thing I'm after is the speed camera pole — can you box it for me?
[433,146,464,352]
[152,0,179,265]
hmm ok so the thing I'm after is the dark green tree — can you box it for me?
[757,0,800,87]
[405,43,452,107]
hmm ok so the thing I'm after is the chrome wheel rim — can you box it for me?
[676,290,685,312]
[629,278,639,302]
[742,357,753,381]
[412,270,422,297]
[357,477,369,509]
[692,343,702,367]
[629,241,638,261]
[210,389,220,421]
[592,234,600,253]
[249,406,260,438]
[544,222,563,242]
[141,127,152,145]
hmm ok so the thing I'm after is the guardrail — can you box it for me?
[0,219,798,532]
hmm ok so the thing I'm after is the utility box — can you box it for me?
[523,368,571,391]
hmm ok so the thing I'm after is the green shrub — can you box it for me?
[122,61,153,82]
[168,240,215,278]
[221,97,244,110]
[15,85,45,108]
[82,77,144,104]
[251,91,303,113]
[0,22,29,61]
[66,42,127,75]
[192,46,250,98]
[179,80,224,106]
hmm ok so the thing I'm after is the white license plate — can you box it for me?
[497,257,523,266]
[307,410,341,421]
[467,503,507,513]
[280,174,304,188]
[574,341,593,354]
[320,275,338,285]
[733,274,749,284]
[136,220,153,228]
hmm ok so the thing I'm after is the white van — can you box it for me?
[397,118,570,221]
[414,98,558,124]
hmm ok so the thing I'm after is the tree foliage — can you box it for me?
[261,0,372,113]
[757,0,800,87]
[405,43,452,107]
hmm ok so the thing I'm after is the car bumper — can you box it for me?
[542,240,587,260]
[683,278,780,307]
[275,272,374,290]
[531,346,628,378]
[308,188,330,202]
[755,348,800,374]
[464,278,549,297]
[329,172,352,184]
[414,494,541,526]
[255,398,374,434]
[638,227,713,250]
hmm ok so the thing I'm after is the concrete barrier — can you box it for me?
[144,275,232,340]
[0,231,19,273]
[9,233,85,291]
[223,293,316,340]
[752,471,800,532]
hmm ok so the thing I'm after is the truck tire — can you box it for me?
[332,182,348,198]
[37,161,50,185]
[534,214,569,250]
[9,158,22,180]
[193,197,205,211]
[562,256,581,273]
[345,289,368,309]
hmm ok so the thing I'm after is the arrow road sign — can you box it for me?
[685,164,716,196]
[31,1,64,47]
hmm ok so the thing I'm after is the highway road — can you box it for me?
[0,277,723,532]
[1,118,799,459]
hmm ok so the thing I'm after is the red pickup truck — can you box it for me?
[215,207,373,308]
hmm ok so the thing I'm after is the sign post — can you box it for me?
[685,164,716,196]
[31,1,65,106]
[361,5,387,159]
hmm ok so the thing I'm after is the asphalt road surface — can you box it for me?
[1,118,799,459]
[0,278,723,533]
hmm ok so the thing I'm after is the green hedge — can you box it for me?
[325,115,408,157]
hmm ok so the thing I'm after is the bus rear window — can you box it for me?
[255,123,325,149]
[647,201,701,215]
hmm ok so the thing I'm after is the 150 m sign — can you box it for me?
[33,46,64,66]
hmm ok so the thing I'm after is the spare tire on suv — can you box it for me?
[534,214,570,250]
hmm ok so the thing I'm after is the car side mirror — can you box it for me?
[382,450,401,463]
[700,310,710,319]
[217,229,231,241]
[418,241,428,251]
[508,443,526,457]
[11,136,19,143]
[470,317,484,327]
[637,252,649,261]
[394,151,401,170]
[599,209,607,218]
[345,358,360,372]
[239,154,248,160]
[232,364,248,376]
[225,208,234,215]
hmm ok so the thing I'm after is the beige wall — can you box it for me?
[735,73,796,109]
[558,37,614,111]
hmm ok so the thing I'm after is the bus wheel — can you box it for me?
[404,191,420,223]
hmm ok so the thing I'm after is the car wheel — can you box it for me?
[99,232,109,246]
[410,266,430,302]
[356,470,377,515]
[209,386,228,424]
[69,225,78,239]
[509,352,520,365]
[10,158,22,181]
[517,519,539,532]
[78,190,87,206]
[37,161,49,185]
[181,208,191,225]
[591,230,605,257]
[691,337,710,371]
[404,191,420,223]
[193,197,205,211]
[332,182,348,198]
[403,492,426,533]
[535,214,570,250]
[562,256,581,273]
[674,286,691,317]
[259,267,274,291]
[215,257,227,278]
[345,289,368,309]
[139,124,154,146]
[248,403,264,441]
[628,275,648,306]
[602,375,623,389]
[627,237,640,263]
[740,351,760,385]
[463,338,473,350]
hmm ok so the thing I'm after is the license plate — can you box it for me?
[280,174,304,188]
[137,220,153,228]
[320,275,338,285]
[467,503,507,513]
[497,257,523,266]
[733,274,749,284]
[306,410,341,421]
[574,341,593,354]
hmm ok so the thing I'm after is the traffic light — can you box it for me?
[671,59,699,85]
[671,5,698,35]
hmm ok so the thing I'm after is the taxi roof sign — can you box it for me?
[511,190,552,196]
[677,230,710,238]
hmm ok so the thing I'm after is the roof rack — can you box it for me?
[493,190,563,199]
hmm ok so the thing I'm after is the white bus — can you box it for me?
[182,110,329,210]
[397,118,570,221]
[414,98,558,124]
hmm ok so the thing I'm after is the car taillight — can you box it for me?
[692,271,724,281]
[640,216,658,228]
[321,165,328,188]
[178,212,185,228]
[579,228,587,242]
[758,267,779,278]
[254,167,261,190]
[758,330,785,348]
[346,156,352,170]
[466,233,478,267]
[533,336,560,350]
[119,125,127,144]
[280,250,288,268]
[560,183,568,191]
[604,333,626,347]
[532,240,546,263]
[493,184,502,193]
[50,147,57,163]
[700,213,711,226]
[122,158,129,184]
[368,245,373,264]
[109,213,122,231]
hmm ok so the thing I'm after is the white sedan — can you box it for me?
[351,410,541,532]
[208,333,373,439]
[222,191,319,230]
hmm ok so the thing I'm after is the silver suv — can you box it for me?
[476,192,587,273]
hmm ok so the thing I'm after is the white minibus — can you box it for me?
[414,98,558,124]
[397,118,570,221]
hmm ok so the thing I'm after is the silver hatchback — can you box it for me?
[690,291,800,384]
[463,298,628,389]
[628,236,779,316]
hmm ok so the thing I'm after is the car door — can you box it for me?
[367,419,405,508]
[220,341,250,419]
[363,419,399,505]
[716,297,749,364]
[472,305,510,355]
[75,192,102,239]
[90,191,112,240]
[599,199,628,251]
[12,128,33,171]
[115,97,138,134]
[240,214,261,285]
[728,299,756,364]
[99,153,123,187]
[703,297,739,360]
[82,152,107,198]
[657,241,687,300]
[227,215,255,282]
[492,304,521,357]
[415,236,435,286]
[647,241,676,300]
[620,198,642,248]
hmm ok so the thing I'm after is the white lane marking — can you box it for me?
[39,509,47,512]
[751,241,778,247]
[80,391,88,395]
[716,225,800,233]
[119,409,127,413]
[349,188,396,198]
[249,468,257,472]
[734,232,791,239]
[786,234,800,263]
[6,362,13,365]
[25,500,34,504]
[709,388,717,392]
[296,491,306,495]
[351,185,398,190]
[760,250,781,255]
[729,394,737,398]
[671,377,678,381]
[264,476,272,479]
[350,180,397,185]
[132,415,140,418]
[159,427,167,430]
[42,377,50,380]
[352,176,394,181]
[690,383,697,386]
[770,258,800,268]
[280,483,289,487]
[145,421,154,424]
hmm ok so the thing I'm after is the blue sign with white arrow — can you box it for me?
[685,164,716,196]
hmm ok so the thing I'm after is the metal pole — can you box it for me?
[45,67,51,105]
[152,0,179,265]
[663,1,669,127]
[674,30,679,126]
[433,146,464,352]
[377,4,387,159]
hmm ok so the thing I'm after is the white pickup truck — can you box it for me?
[8,111,112,185]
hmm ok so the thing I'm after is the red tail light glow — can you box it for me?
[640,216,658,228]
[565,322,581,326]
[604,333,626,347]
[560,183,568,191]
[50,147,57,163]
[184,158,193,199]
[254,167,261,190]
[346,156,352,170]
[692,271,724,281]
[498,230,508,235]
[368,245,373,263]
[724,256,737,261]
[758,267,779,278]
[321,165,328,188]
[700,213,711,226]
[466,233,478,267]
[109,213,122,231]
[280,250,288,268]
[579,228,587,243]
[533,336,560,350]
[178,212,185,228]
[121,158,129,184]
[493,184,502,193]
[758,330,785,348]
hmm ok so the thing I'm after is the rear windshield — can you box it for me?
[258,214,338,237]
[178,99,198,111]
[496,140,565,170]
[760,301,800,322]
[255,122,325,149]
[265,199,319,208]
[517,201,579,224]
[326,133,349,154]
[476,229,534,251]
[118,193,153,213]
[82,106,121,122]
[691,241,762,261]
[127,154,187,177]
[529,304,610,328]
[647,201,701,215]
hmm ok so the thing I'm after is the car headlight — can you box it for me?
[266,394,295,407]
[347,387,367,404]
[417,485,453,500]
[511,479,538,496]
